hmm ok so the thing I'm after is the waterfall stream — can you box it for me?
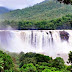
[0,30,72,63]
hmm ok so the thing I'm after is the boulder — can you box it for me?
[59,31,69,41]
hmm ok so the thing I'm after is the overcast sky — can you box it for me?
[0,0,45,9]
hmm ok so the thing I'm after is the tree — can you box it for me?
[42,69,52,72]
[0,50,14,71]
[57,0,72,4]
[67,65,72,72]
[68,51,72,65]
[20,63,37,72]
[19,57,37,68]
[35,54,52,63]
[52,57,65,69]
[19,52,36,62]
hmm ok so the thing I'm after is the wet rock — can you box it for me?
[49,31,52,37]
[46,32,48,35]
[59,31,69,41]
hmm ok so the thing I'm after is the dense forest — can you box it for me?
[0,14,72,30]
[0,50,72,72]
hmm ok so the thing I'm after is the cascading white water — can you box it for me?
[0,30,72,62]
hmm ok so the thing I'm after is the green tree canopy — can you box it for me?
[52,57,65,69]
[68,51,72,65]
[20,63,37,72]
[0,50,14,71]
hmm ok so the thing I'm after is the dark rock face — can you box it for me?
[46,32,48,35]
[59,31,69,41]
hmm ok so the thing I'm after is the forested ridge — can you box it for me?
[0,0,72,21]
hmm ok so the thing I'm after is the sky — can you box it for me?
[0,0,45,9]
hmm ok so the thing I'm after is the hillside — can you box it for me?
[0,0,72,21]
[1,14,72,30]
[0,7,11,14]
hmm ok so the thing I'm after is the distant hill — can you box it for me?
[0,7,11,14]
[0,0,72,21]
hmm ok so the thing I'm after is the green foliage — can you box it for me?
[20,63,37,72]
[35,54,52,63]
[0,50,71,72]
[0,58,4,70]
[67,65,72,72]
[68,51,72,65]
[19,57,37,68]
[0,50,14,71]
[19,52,36,62]
[52,57,65,69]
[42,69,52,72]
[1,14,72,30]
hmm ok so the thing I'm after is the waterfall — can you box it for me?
[0,30,72,62]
